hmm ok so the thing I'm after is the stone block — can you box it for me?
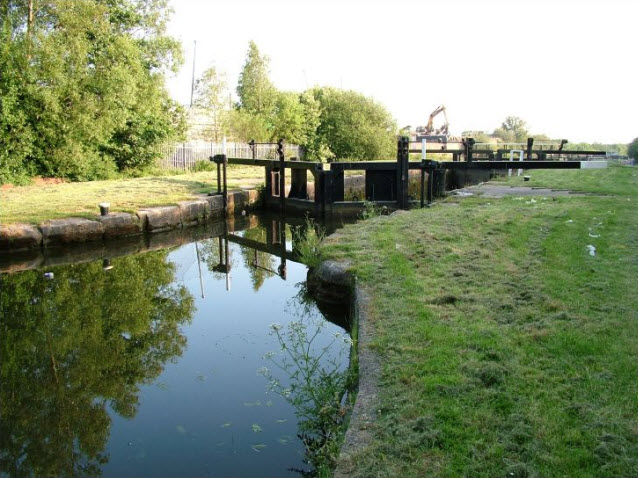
[178,200,211,226]
[40,218,104,246]
[0,224,43,251]
[97,213,142,238]
[206,194,224,212]
[137,206,181,232]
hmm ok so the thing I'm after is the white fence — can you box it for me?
[157,141,303,170]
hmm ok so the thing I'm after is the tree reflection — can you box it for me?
[0,252,195,477]
[260,289,354,476]
[239,226,276,291]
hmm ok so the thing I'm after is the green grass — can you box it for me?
[323,166,637,477]
[0,167,265,224]
[496,163,637,196]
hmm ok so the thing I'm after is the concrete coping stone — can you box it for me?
[0,223,43,251]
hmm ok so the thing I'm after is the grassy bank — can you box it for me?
[323,165,637,477]
[0,167,265,224]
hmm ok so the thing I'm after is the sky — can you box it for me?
[166,0,637,144]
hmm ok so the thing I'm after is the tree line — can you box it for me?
[193,40,397,162]
[2,0,633,185]
[468,116,632,156]
[0,1,398,185]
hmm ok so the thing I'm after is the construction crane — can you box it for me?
[423,105,449,135]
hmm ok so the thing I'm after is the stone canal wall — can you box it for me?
[0,189,259,252]
[307,260,380,478]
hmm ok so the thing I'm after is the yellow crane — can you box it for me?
[423,105,449,136]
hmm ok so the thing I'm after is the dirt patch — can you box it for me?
[1,177,67,191]
[32,177,67,186]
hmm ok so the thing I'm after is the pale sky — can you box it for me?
[166,0,637,144]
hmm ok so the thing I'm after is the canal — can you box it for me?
[0,214,353,478]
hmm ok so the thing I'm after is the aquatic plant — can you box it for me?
[294,216,325,269]
[261,316,354,476]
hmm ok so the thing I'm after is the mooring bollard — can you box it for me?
[99,202,110,216]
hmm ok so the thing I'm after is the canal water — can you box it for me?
[0,215,352,478]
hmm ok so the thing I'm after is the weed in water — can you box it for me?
[294,216,325,269]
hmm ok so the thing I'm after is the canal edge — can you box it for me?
[307,261,381,477]
[0,189,259,252]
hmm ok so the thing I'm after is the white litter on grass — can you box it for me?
[525,198,537,205]
[453,190,474,197]
[586,245,596,256]
[513,197,524,201]
[565,219,574,223]
[588,233,601,238]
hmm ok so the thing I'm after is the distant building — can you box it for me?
[185,106,221,142]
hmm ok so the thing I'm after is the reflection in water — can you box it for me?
[0,252,195,477]
[261,289,354,475]
[0,215,352,478]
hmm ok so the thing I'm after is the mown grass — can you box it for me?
[323,165,637,477]
[0,166,265,224]
[496,164,637,196]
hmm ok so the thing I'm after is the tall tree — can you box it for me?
[236,41,276,116]
[193,65,229,142]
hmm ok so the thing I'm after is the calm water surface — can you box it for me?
[0,216,352,477]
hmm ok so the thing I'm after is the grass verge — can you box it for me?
[0,167,265,224]
[322,165,637,477]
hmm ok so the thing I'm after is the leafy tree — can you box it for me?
[0,0,184,183]
[193,65,229,142]
[0,251,194,477]
[236,40,276,116]
[0,13,36,184]
[627,137,638,159]
[493,116,529,143]
[309,87,396,160]
[298,90,328,160]
[271,91,310,146]
[228,108,270,142]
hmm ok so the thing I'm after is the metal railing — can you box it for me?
[157,141,303,170]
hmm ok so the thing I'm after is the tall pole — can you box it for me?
[190,40,197,107]
[195,242,205,299]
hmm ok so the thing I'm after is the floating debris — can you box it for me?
[251,424,262,433]
[176,425,187,435]
[251,444,267,452]
[243,401,261,407]
[220,422,232,428]
[275,418,287,424]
